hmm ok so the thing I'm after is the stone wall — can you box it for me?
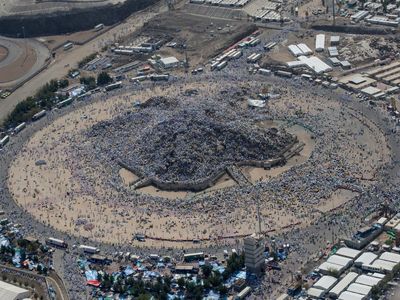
[118,138,299,192]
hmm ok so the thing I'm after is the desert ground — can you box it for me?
[7,72,389,249]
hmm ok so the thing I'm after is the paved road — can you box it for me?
[0,37,23,68]
[0,0,166,123]
[0,37,50,87]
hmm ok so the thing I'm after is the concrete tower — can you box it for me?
[244,233,265,275]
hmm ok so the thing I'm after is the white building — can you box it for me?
[355,275,381,287]
[0,280,31,300]
[315,34,325,52]
[327,255,353,268]
[346,283,372,296]
[335,248,361,259]
[313,275,337,291]
[355,252,377,267]
[329,272,358,298]
[159,56,179,69]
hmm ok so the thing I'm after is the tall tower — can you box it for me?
[244,233,265,275]
[244,197,265,275]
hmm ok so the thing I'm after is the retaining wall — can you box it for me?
[0,0,159,37]
[118,138,299,192]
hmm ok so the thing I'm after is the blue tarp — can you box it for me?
[124,266,134,276]
[0,235,10,248]
[205,290,221,300]
[12,249,21,268]
[85,270,98,281]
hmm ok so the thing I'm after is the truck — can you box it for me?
[32,110,46,121]
[46,237,68,248]
[79,245,99,254]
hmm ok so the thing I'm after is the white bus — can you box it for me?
[46,237,68,248]
[94,24,104,31]
[14,122,26,134]
[63,42,73,51]
[0,135,10,148]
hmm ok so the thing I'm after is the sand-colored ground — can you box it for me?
[7,78,390,248]
[316,189,360,213]
[0,46,8,63]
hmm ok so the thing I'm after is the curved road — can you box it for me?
[0,0,167,123]
[0,37,50,86]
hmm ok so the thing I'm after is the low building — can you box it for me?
[371,259,397,273]
[159,57,179,69]
[355,252,377,267]
[330,36,340,46]
[379,251,400,264]
[338,290,365,300]
[313,275,337,291]
[335,248,361,259]
[317,262,346,276]
[329,272,358,298]
[361,86,382,97]
[327,255,353,268]
[344,224,383,249]
[307,287,325,298]
[355,275,382,287]
[0,280,31,300]
[346,283,372,296]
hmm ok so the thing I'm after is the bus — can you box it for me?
[46,237,68,248]
[0,135,10,148]
[63,42,73,51]
[14,122,26,134]
[183,252,204,262]
[32,110,46,121]
[236,286,251,299]
[105,81,122,91]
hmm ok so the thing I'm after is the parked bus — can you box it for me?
[184,252,204,262]
[46,237,68,248]
[79,245,99,254]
